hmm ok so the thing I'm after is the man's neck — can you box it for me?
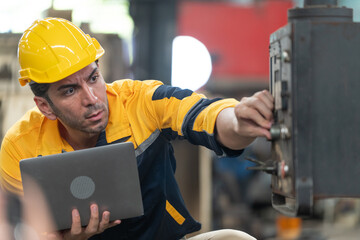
[58,122,100,150]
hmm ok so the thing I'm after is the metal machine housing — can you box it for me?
[269,4,360,216]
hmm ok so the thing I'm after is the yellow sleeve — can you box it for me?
[0,136,24,195]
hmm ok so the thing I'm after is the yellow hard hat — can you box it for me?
[18,17,105,86]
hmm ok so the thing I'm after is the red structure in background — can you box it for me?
[177,0,293,84]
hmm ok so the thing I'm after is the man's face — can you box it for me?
[45,62,109,135]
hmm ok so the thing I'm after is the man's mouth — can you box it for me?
[86,110,103,121]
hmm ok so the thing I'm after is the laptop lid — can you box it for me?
[20,142,144,230]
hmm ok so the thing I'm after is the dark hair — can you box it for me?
[29,82,50,98]
[29,81,54,106]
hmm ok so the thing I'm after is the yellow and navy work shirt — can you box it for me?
[0,79,243,240]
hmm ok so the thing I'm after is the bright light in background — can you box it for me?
[0,0,134,42]
[0,0,52,32]
[54,0,133,40]
[171,36,212,91]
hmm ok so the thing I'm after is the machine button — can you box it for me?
[270,124,291,140]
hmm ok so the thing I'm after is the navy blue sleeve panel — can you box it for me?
[152,85,193,100]
[149,84,206,138]
[213,127,245,157]
[216,144,244,157]
[182,98,244,157]
[149,82,243,157]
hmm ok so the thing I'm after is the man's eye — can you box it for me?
[90,75,98,83]
[65,88,75,95]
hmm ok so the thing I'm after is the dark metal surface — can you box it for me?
[129,0,177,85]
[304,0,337,6]
[267,3,360,216]
[288,7,352,22]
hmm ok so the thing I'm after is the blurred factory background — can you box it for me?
[1,0,360,239]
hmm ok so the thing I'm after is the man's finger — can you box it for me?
[85,204,100,234]
[235,105,272,130]
[98,211,122,233]
[249,98,273,121]
[98,211,110,233]
[70,208,82,236]
[259,90,274,104]
[251,125,272,140]
[240,119,272,140]
[243,93,274,121]
[109,220,121,228]
[98,221,122,234]
[256,91,274,112]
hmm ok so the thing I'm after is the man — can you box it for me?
[0,18,273,240]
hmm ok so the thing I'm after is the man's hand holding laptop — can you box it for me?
[47,203,121,240]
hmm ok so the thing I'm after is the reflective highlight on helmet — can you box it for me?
[18,17,105,86]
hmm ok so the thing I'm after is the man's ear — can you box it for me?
[34,96,57,120]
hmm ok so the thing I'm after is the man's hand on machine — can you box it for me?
[216,90,274,150]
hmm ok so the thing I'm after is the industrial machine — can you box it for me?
[251,0,360,216]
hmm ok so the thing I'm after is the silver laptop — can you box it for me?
[20,142,144,230]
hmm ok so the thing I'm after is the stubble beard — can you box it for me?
[48,97,109,135]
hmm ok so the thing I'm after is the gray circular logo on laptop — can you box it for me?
[70,176,95,199]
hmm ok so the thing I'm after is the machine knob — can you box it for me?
[245,157,289,178]
[282,50,291,63]
[279,161,289,178]
[270,124,291,140]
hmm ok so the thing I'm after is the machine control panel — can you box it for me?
[269,24,295,208]
[262,3,360,216]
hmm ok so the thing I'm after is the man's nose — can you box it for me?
[83,85,98,105]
